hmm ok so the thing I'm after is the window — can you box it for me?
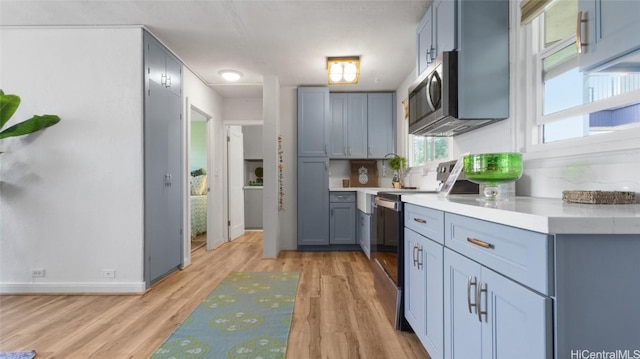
[532,0,640,144]
[409,134,449,167]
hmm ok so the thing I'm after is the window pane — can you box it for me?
[434,137,449,159]
[412,136,426,166]
[543,43,577,72]
[544,0,577,47]
[543,103,640,143]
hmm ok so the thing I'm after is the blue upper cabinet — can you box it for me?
[367,93,396,158]
[416,0,456,76]
[416,6,434,76]
[416,0,508,78]
[298,87,330,157]
[329,93,368,159]
[578,0,640,71]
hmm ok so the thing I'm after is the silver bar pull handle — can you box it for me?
[164,173,172,187]
[467,276,477,314]
[477,281,488,322]
[413,244,419,267]
[166,75,171,88]
[576,11,587,53]
[417,246,424,270]
[413,217,427,224]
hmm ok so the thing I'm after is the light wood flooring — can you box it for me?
[0,232,429,358]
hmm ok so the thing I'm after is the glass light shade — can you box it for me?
[329,63,343,82]
[219,70,242,82]
[343,62,357,82]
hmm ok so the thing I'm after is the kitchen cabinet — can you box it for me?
[367,93,396,158]
[244,187,262,229]
[329,93,368,159]
[146,33,182,97]
[297,157,329,246]
[444,249,551,359]
[416,0,455,76]
[242,125,263,160]
[357,210,371,258]
[329,92,395,159]
[404,228,444,359]
[329,192,356,245]
[143,31,183,285]
[443,213,552,359]
[298,87,330,157]
[416,0,508,78]
[578,0,640,71]
[404,197,640,358]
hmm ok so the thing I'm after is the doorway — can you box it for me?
[189,106,211,252]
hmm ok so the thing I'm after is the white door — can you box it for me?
[227,125,245,240]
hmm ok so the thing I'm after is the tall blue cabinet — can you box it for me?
[297,87,330,247]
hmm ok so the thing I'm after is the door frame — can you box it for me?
[184,98,213,267]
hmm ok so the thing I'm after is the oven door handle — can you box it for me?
[374,197,400,211]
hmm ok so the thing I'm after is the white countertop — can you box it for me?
[402,194,640,235]
[329,187,392,195]
[243,186,263,190]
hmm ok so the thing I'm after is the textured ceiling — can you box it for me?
[0,0,430,98]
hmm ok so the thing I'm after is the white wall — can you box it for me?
[183,69,225,251]
[278,86,298,251]
[0,27,146,293]
[223,98,263,124]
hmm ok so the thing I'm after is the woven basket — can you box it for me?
[562,190,636,204]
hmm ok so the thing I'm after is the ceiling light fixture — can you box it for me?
[327,56,360,85]
[219,70,243,82]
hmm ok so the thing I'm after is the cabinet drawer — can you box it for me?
[404,204,444,244]
[330,192,356,203]
[445,213,553,295]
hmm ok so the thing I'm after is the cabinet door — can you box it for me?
[347,93,368,158]
[579,0,640,71]
[330,202,356,244]
[298,87,330,157]
[367,93,395,158]
[480,268,552,359]
[407,229,445,359]
[165,53,182,97]
[444,249,482,359]
[297,157,329,245]
[404,229,426,338]
[433,0,456,56]
[417,6,434,76]
[329,93,348,158]
[358,210,371,258]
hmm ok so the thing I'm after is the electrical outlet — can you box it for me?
[31,269,45,278]
[101,269,115,279]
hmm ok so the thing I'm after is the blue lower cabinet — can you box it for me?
[444,249,552,359]
[329,202,356,244]
[405,228,444,359]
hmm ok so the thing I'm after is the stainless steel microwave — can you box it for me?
[408,51,508,137]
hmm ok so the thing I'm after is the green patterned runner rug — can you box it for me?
[151,272,299,359]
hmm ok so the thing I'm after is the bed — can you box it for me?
[190,174,208,237]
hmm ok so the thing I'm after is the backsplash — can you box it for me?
[519,149,640,200]
[328,160,393,188]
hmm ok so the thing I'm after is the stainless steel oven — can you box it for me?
[372,190,436,331]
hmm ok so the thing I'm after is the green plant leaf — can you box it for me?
[0,91,21,130]
[0,114,61,139]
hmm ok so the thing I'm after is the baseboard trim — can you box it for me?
[0,282,146,295]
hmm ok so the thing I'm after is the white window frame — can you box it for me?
[407,134,452,169]
[521,8,640,160]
